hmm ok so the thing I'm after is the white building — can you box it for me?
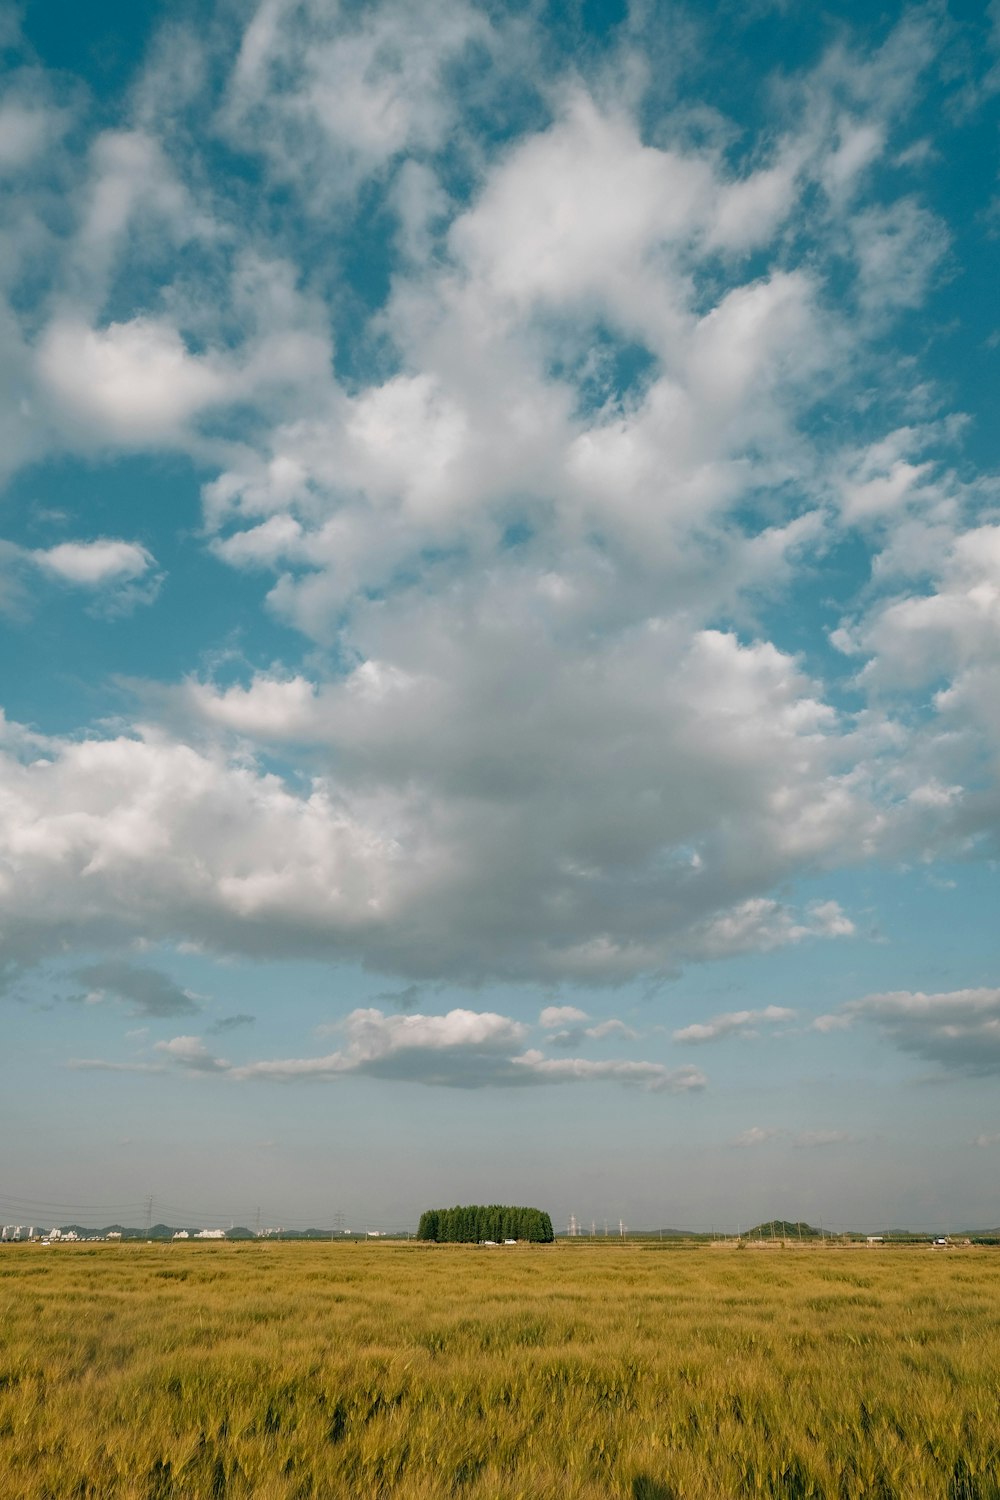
[172,1230,190,1240]
[194,1229,226,1239]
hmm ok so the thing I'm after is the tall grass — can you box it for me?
[2,1242,999,1498]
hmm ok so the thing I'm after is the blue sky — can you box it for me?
[2,0,1000,1234]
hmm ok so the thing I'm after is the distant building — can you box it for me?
[172,1230,190,1240]
[194,1229,226,1239]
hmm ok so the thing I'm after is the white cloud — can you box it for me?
[0,0,993,1014]
[541,1012,639,1048]
[70,130,199,306]
[37,317,232,444]
[672,1005,797,1045]
[850,198,949,315]
[830,988,1000,1075]
[223,0,491,198]
[0,531,876,983]
[837,427,940,525]
[155,1035,229,1072]
[124,617,869,981]
[807,901,856,938]
[539,1005,589,1028]
[584,1019,638,1041]
[31,539,154,587]
[838,525,1000,691]
[0,99,69,171]
[732,1126,780,1147]
[813,1012,852,1033]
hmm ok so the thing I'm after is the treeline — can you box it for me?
[417,1205,554,1243]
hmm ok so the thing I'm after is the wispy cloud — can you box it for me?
[673,1005,797,1045]
[155,1035,229,1072]
[794,1130,857,1149]
[208,1012,255,1033]
[73,960,201,1019]
[68,1058,167,1074]
[731,1126,781,1147]
[731,1125,857,1148]
[540,1007,639,1048]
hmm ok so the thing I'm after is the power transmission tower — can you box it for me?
[143,1196,153,1237]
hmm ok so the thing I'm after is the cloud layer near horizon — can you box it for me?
[70,1005,708,1093]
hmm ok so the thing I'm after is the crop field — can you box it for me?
[2,1241,1000,1499]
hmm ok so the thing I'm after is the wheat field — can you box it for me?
[2,1240,999,1499]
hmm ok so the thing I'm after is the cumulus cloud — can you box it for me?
[835,526,1000,692]
[36,318,232,444]
[31,539,154,587]
[0,537,160,617]
[222,0,492,199]
[672,1005,797,1045]
[828,988,1000,1075]
[0,681,864,983]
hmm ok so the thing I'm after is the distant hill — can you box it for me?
[745,1220,821,1239]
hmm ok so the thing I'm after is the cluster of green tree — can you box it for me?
[416,1205,554,1243]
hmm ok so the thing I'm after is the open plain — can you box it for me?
[2,1241,999,1499]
